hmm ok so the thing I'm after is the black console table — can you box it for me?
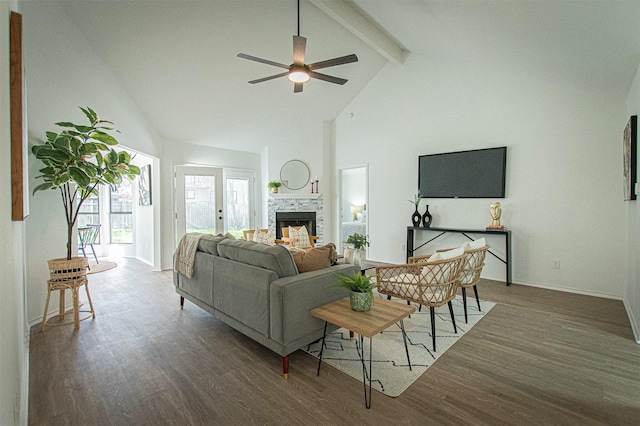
[406,227,512,286]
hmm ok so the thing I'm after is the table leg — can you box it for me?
[316,321,328,376]
[399,319,412,371]
[358,334,373,409]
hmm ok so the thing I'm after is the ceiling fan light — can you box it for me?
[288,70,309,83]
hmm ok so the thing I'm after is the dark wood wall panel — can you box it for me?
[10,11,25,221]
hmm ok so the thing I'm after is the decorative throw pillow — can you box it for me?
[422,247,465,283]
[288,225,312,249]
[252,228,275,246]
[427,246,464,262]
[290,244,333,273]
[460,237,486,251]
[427,252,443,262]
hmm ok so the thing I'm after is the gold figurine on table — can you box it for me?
[487,202,505,231]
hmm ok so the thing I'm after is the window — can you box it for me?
[110,180,133,243]
[78,191,100,244]
[225,172,254,239]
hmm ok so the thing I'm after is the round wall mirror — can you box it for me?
[280,160,310,190]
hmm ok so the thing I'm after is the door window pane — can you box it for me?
[184,175,217,234]
[226,177,250,239]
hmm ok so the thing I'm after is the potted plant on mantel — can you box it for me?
[332,272,377,311]
[32,107,140,277]
[345,233,370,266]
[268,181,282,194]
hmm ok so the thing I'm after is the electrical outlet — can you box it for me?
[552,260,560,269]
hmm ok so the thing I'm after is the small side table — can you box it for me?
[311,297,416,408]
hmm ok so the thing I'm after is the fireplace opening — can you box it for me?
[275,212,316,240]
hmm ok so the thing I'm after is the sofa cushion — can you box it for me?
[289,244,334,273]
[216,239,298,278]
[213,257,275,337]
[197,235,227,255]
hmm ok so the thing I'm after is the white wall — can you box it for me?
[264,122,326,196]
[625,63,640,341]
[131,151,159,267]
[1,3,28,424]
[336,52,628,299]
[21,1,163,324]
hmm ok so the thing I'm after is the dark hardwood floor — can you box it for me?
[29,258,640,425]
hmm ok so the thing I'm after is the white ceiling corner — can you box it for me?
[309,0,409,65]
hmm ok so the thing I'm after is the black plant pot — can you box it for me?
[411,206,421,227]
[421,205,432,228]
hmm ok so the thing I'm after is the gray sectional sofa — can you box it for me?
[173,235,359,378]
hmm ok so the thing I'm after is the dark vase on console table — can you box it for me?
[421,205,432,228]
[411,206,421,227]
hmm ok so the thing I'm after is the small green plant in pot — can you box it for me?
[345,233,370,266]
[332,272,376,311]
[268,181,282,193]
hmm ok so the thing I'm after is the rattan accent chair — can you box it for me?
[411,245,490,323]
[376,250,467,351]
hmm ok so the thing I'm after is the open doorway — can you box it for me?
[77,150,160,269]
[339,166,368,255]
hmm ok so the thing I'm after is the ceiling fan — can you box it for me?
[237,0,358,93]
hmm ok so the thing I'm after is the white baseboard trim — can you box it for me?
[622,298,640,344]
[19,338,29,426]
[487,275,622,301]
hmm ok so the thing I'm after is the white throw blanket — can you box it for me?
[174,233,207,278]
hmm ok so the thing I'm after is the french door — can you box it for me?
[175,166,224,241]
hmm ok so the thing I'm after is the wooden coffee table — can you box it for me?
[311,297,416,408]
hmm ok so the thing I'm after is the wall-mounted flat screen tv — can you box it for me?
[418,147,507,198]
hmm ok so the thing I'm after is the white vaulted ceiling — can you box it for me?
[55,0,640,153]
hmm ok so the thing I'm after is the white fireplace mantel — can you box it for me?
[269,193,322,199]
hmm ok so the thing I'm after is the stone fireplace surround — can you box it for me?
[267,194,324,244]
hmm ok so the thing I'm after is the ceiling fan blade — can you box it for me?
[237,53,290,70]
[293,35,306,66]
[294,82,304,93]
[307,54,358,71]
[248,71,290,84]
[308,70,348,85]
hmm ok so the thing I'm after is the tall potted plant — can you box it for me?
[32,107,140,270]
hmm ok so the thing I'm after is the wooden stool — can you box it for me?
[41,257,95,331]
